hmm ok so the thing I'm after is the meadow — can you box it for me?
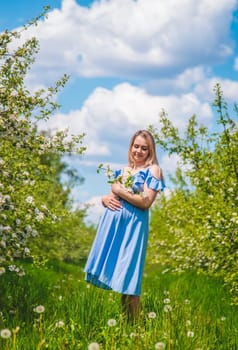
[0,260,237,350]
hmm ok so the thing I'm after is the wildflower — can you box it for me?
[187,331,194,337]
[31,230,38,237]
[18,270,25,277]
[155,342,165,349]
[24,247,30,255]
[0,240,6,248]
[8,265,17,272]
[26,196,34,204]
[107,318,117,327]
[0,267,6,275]
[36,212,44,221]
[184,299,190,305]
[0,328,11,339]
[163,305,172,312]
[16,218,21,225]
[88,342,100,350]
[220,316,226,321]
[148,311,157,319]
[130,332,137,338]
[55,320,65,328]
[186,320,191,326]
[163,298,170,304]
[34,305,45,314]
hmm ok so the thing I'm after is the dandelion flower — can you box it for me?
[155,342,165,349]
[55,320,65,328]
[0,328,11,339]
[148,311,157,319]
[88,342,100,350]
[34,305,45,314]
[107,318,117,327]
[187,331,194,337]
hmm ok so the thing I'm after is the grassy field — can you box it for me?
[0,260,237,349]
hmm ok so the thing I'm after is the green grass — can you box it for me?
[0,261,237,349]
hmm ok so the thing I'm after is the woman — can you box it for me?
[84,130,165,320]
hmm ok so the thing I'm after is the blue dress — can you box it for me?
[84,167,165,296]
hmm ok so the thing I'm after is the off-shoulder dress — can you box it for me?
[84,167,165,296]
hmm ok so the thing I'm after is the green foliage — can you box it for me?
[0,261,237,349]
[148,84,238,303]
[0,9,88,269]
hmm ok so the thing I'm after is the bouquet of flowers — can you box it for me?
[97,164,147,197]
[97,164,134,193]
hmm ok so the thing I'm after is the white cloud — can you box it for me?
[84,195,105,225]
[39,82,213,158]
[14,0,236,83]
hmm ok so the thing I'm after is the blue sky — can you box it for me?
[1,0,238,224]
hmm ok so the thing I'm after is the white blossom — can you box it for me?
[26,196,34,204]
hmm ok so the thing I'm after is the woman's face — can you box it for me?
[131,135,150,166]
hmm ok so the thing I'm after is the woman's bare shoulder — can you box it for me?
[149,164,163,179]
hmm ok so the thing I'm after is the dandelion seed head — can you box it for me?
[220,316,226,321]
[163,298,171,304]
[163,305,172,312]
[55,320,65,328]
[88,342,100,350]
[34,305,45,314]
[155,342,165,349]
[107,318,117,327]
[187,331,194,337]
[148,311,157,319]
[0,328,11,339]
[186,320,191,326]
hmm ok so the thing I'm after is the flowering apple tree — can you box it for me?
[148,84,238,303]
[0,8,86,273]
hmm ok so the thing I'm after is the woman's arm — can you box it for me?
[111,183,157,210]
[101,192,122,211]
[112,165,162,210]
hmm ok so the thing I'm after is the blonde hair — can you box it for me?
[128,130,159,167]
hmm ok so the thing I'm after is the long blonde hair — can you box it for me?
[128,130,159,167]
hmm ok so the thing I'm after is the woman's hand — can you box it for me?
[102,192,122,211]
